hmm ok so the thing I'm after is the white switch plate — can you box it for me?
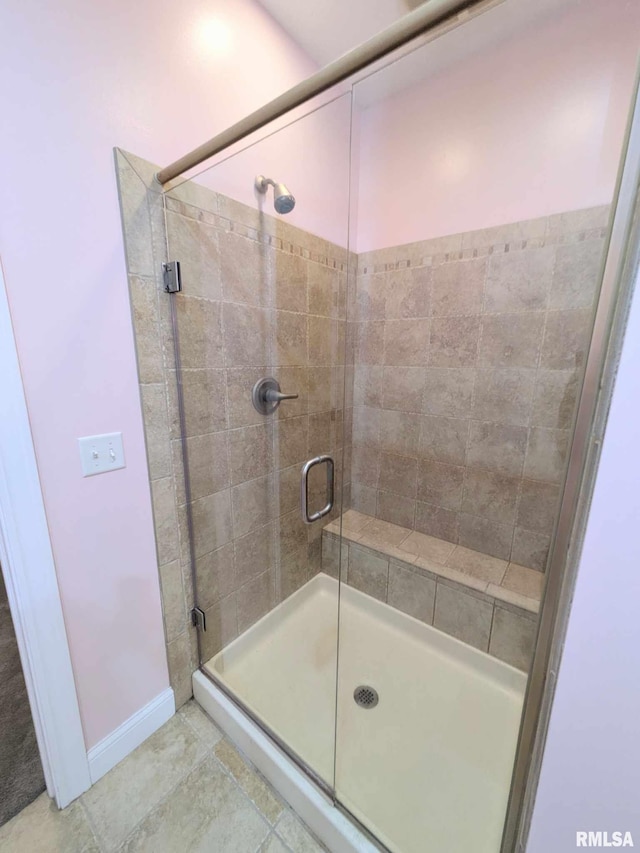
[78,432,126,477]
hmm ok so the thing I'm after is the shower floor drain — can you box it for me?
[353,685,379,709]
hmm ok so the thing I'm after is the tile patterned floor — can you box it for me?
[0,702,328,853]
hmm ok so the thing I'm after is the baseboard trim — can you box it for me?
[87,687,175,784]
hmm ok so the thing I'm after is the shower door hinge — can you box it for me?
[191,607,206,632]
[162,260,182,293]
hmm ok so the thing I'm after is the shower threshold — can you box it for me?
[194,573,526,853]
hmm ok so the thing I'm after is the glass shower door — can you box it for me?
[163,92,353,789]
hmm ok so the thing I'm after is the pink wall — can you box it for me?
[0,0,317,748]
[354,0,640,251]
[527,265,640,848]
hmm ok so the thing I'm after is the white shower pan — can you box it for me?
[194,573,526,853]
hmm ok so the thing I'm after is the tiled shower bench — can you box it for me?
[321,510,544,671]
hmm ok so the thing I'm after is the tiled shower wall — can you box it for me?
[350,207,608,571]
[116,150,352,706]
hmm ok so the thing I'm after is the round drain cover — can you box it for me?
[354,685,379,709]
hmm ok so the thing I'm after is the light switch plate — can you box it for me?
[78,432,125,477]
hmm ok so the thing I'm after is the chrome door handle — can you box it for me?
[301,455,334,524]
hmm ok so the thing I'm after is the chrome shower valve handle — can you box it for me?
[252,377,298,415]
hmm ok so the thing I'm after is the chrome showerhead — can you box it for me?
[255,175,296,214]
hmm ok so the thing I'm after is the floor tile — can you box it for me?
[119,755,270,852]
[178,699,224,747]
[0,793,96,853]
[275,809,327,852]
[82,714,207,850]
[213,739,284,825]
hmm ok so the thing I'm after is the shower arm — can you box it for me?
[155,0,495,186]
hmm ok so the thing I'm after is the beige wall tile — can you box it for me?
[228,423,273,486]
[540,308,592,370]
[176,297,225,369]
[321,533,348,579]
[384,319,430,366]
[159,561,186,643]
[511,527,550,572]
[220,229,272,307]
[461,468,520,524]
[129,276,164,383]
[379,410,420,456]
[191,490,233,557]
[531,368,579,430]
[200,594,239,661]
[141,384,172,480]
[388,562,435,623]
[478,313,544,368]
[376,490,416,528]
[167,212,221,301]
[472,368,536,427]
[194,543,235,611]
[348,545,389,601]
[308,262,335,317]
[484,246,555,313]
[466,421,528,478]
[517,479,560,534]
[422,368,475,418]
[234,523,275,587]
[419,415,469,466]
[381,366,425,412]
[166,632,196,709]
[489,606,537,671]
[415,502,459,543]
[524,427,570,483]
[383,268,431,319]
[433,583,493,652]
[417,459,464,510]
[431,258,486,316]
[174,432,229,503]
[275,310,307,367]
[226,367,269,429]
[231,475,275,539]
[223,303,271,367]
[236,570,275,633]
[429,316,480,367]
[458,513,513,561]
[378,452,418,498]
[151,477,180,565]
[175,369,228,437]
[550,239,604,310]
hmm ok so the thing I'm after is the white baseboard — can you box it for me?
[87,687,175,784]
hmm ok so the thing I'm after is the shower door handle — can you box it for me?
[301,455,334,524]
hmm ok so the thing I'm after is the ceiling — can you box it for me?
[256,0,579,107]
[256,0,423,68]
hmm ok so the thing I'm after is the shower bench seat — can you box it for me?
[321,510,543,671]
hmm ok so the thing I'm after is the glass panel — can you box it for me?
[334,0,639,850]
[164,92,353,789]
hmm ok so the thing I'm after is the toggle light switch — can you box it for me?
[78,432,126,477]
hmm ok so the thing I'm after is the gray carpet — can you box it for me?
[0,568,45,826]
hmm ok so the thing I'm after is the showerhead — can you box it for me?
[255,175,296,214]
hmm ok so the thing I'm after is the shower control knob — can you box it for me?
[252,377,298,415]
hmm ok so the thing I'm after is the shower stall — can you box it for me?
[116,0,640,849]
